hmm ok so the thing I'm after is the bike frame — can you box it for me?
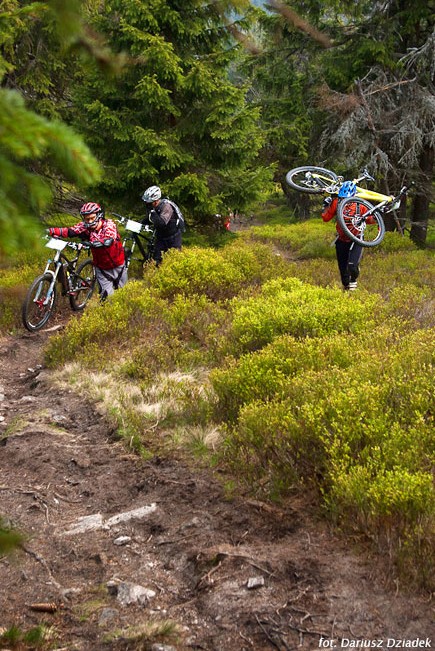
[40,239,88,304]
[112,213,155,268]
[354,186,393,203]
[39,241,67,306]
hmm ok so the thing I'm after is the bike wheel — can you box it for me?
[285,166,338,194]
[337,198,386,247]
[69,259,96,310]
[22,273,57,332]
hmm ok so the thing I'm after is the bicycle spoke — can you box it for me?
[286,166,338,194]
[22,274,56,331]
[337,198,385,247]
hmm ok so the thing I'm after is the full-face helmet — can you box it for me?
[80,202,104,228]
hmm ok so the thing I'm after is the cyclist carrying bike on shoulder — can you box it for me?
[142,185,184,266]
[321,182,374,292]
[47,202,127,300]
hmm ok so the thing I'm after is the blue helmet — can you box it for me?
[338,181,357,198]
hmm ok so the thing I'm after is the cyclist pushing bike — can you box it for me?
[47,202,127,300]
[142,185,184,266]
[322,181,375,292]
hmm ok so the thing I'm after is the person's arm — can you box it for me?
[47,222,87,238]
[321,197,338,222]
[149,203,173,227]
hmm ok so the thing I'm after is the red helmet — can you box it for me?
[80,202,104,228]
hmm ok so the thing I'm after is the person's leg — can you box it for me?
[153,239,164,266]
[335,240,351,289]
[348,243,363,290]
[95,267,115,299]
[154,233,182,266]
[170,231,182,250]
[116,266,128,290]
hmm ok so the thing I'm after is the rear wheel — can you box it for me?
[69,259,96,310]
[285,166,338,194]
[337,198,385,247]
[22,273,57,332]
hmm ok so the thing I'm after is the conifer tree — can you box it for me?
[69,0,274,221]
[0,1,101,262]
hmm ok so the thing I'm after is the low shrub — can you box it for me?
[226,277,381,354]
[249,220,335,259]
[149,246,248,301]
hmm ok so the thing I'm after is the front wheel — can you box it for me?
[285,166,338,194]
[22,273,57,332]
[337,198,386,247]
[69,259,96,310]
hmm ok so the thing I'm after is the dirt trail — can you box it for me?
[0,329,433,651]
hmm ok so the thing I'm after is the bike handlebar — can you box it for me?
[111,213,154,234]
[44,235,91,251]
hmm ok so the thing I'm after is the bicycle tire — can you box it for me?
[22,273,57,332]
[69,259,96,310]
[285,166,338,194]
[337,197,386,247]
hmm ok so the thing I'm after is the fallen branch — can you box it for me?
[22,545,62,590]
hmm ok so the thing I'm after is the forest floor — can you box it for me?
[0,323,433,651]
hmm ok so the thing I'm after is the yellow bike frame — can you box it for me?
[354,186,394,203]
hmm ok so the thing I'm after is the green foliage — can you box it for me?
[0,517,23,554]
[227,277,380,353]
[68,0,274,218]
[45,281,165,367]
[22,217,435,589]
[249,219,337,259]
[149,241,284,301]
[0,622,54,649]
[0,87,101,262]
[214,321,434,586]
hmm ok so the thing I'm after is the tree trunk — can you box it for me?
[281,181,313,220]
[410,145,434,246]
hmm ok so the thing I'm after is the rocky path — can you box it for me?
[0,329,433,651]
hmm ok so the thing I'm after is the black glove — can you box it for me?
[322,197,333,210]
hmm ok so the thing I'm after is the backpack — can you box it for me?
[164,199,186,233]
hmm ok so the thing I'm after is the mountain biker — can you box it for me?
[142,185,184,265]
[321,181,372,291]
[47,202,127,300]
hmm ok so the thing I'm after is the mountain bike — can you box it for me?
[285,165,411,247]
[22,238,96,332]
[112,213,155,269]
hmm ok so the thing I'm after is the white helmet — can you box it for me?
[142,185,161,203]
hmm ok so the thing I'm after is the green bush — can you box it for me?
[148,242,288,301]
[215,323,434,586]
[328,465,434,538]
[45,281,167,367]
[249,219,336,259]
[226,277,381,353]
[149,246,248,301]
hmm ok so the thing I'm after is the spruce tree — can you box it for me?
[0,1,101,262]
[68,0,274,221]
